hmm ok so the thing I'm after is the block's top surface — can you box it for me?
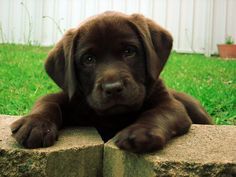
[0,115,104,153]
[106,124,236,164]
[1,115,236,164]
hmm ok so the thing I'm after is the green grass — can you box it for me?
[0,44,235,125]
[0,44,59,115]
[162,52,236,125]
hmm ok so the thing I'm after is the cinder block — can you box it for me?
[0,115,104,177]
[103,125,236,177]
[1,115,236,177]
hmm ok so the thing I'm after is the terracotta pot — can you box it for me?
[217,44,236,58]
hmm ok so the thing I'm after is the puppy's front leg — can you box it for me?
[115,99,192,153]
[10,92,68,148]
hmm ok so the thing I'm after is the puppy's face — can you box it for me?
[76,19,146,115]
[45,12,173,116]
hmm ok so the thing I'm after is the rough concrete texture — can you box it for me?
[0,115,104,177]
[1,115,236,177]
[104,125,236,177]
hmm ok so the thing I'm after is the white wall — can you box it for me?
[0,0,235,55]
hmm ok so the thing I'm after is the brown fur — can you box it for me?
[11,12,213,153]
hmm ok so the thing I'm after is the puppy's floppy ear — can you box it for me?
[45,29,78,99]
[129,14,173,82]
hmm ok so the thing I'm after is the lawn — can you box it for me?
[0,44,235,125]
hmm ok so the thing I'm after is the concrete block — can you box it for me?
[103,125,236,177]
[0,115,104,177]
[1,115,236,177]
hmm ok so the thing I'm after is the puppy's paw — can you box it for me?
[115,125,166,153]
[10,114,58,148]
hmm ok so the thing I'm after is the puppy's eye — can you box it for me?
[122,46,136,58]
[81,54,96,66]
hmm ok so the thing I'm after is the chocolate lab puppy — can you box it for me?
[11,12,213,153]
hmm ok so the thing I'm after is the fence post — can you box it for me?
[204,0,214,57]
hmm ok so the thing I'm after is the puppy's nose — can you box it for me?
[102,81,124,97]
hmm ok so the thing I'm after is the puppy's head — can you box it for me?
[45,12,173,115]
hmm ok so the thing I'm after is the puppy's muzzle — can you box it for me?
[88,63,145,114]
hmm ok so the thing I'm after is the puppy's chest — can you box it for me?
[67,102,138,128]
[94,114,139,142]
[66,104,96,126]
